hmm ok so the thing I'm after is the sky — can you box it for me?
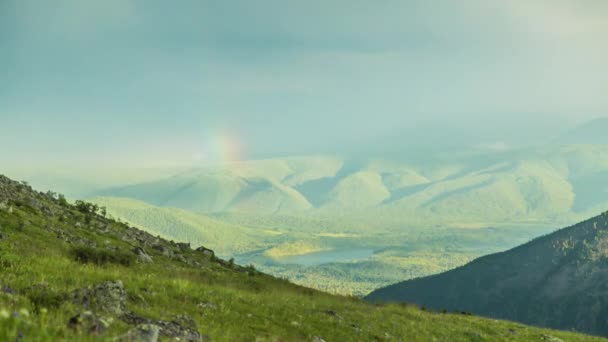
[1,0,608,166]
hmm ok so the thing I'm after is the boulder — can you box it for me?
[117,324,160,342]
[132,247,153,263]
[177,242,191,251]
[67,311,113,335]
[70,280,126,316]
[195,246,215,258]
[152,244,174,258]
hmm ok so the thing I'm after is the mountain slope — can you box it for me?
[366,212,608,336]
[0,174,603,341]
[89,197,269,256]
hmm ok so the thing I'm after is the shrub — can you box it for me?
[25,287,66,314]
[57,194,68,207]
[70,246,134,266]
[246,264,256,277]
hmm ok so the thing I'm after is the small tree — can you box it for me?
[57,194,68,207]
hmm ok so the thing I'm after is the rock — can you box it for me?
[117,324,160,342]
[133,247,153,263]
[312,337,326,342]
[71,281,126,316]
[195,246,215,258]
[122,313,201,342]
[155,318,201,342]
[197,302,217,311]
[324,309,342,320]
[540,335,564,342]
[172,314,197,330]
[176,254,188,264]
[67,311,112,335]
[177,242,191,251]
[152,244,174,258]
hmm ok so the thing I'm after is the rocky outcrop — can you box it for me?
[70,280,201,341]
[70,280,127,316]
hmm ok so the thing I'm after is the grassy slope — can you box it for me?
[89,197,270,256]
[0,177,603,341]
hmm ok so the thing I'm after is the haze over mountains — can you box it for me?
[94,144,608,229]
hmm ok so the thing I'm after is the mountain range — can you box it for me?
[94,144,608,229]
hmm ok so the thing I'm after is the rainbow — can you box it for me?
[195,129,245,164]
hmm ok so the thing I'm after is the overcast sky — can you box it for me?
[1,0,607,166]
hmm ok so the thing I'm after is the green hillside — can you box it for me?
[366,211,608,336]
[0,174,602,341]
[88,197,271,256]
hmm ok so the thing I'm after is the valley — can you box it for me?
[91,195,554,295]
[71,143,608,296]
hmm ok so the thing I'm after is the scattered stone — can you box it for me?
[133,247,153,263]
[122,312,201,342]
[197,302,217,311]
[312,337,326,342]
[540,335,564,342]
[67,311,112,335]
[467,332,482,339]
[174,314,198,329]
[71,281,127,316]
[324,309,342,320]
[324,310,338,317]
[117,324,160,342]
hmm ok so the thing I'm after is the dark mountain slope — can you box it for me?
[366,212,608,335]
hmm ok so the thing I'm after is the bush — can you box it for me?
[25,287,66,314]
[246,264,256,277]
[70,246,134,266]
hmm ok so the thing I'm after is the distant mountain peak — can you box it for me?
[557,117,608,145]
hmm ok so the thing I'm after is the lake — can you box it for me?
[274,248,375,267]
